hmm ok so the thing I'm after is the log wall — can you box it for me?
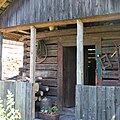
[102,39,120,86]
[24,40,58,103]
[24,24,120,103]
[0,0,120,28]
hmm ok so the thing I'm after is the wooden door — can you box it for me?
[63,47,76,107]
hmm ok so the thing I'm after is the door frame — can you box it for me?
[57,38,102,109]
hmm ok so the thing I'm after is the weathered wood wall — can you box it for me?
[0,81,33,120]
[24,40,58,103]
[75,85,120,120]
[23,24,120,104]
[0,0,120,28]
[102,39,120,86]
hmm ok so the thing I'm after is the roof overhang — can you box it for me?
[0,0,12,15]
[0,13,120,33]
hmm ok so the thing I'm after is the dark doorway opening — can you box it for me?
[63,46,76,108]
[84,46,96,85]
[62,46,96,108]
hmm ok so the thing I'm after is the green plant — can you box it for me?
[41,106,49,113]
[0,90,21,120]
[41,104,58,115]
[48,106,58,114]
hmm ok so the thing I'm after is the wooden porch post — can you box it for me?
[30,26,36,120]
[76,20,84,120]
[30,26,36,83]
[77,20,84,85]
[0,32,3,80]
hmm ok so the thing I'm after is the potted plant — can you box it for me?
[39,104,59,120]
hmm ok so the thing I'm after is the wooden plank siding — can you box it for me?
[0,81,33,120]
[75,85,120,120]
[0,0,120,28]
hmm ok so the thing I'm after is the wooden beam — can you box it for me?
[18,30,30,35]
[0,0,7,8]
[0,13,120,33]
[36,25,120,39]
[30,26,36,82]
[3,32,23,39]
[77,20,84,85]
[0,32,3,79]
[3,32,30,41]
[57,43,64,109]
[30,26,36,120]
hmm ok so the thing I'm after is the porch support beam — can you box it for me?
[30,26,36,83]
[77,20,84,85]
[0,32,3,80]
[30,26,36,120]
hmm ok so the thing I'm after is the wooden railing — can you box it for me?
[0,81,33,120]
[75,85,120,120]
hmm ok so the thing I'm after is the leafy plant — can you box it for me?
[41,104,58,115]
[41,106,49,113]
[0,90,21,120]
[48,106,58,114]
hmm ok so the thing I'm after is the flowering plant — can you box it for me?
[0,90,21,120]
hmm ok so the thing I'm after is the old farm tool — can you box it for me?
[100,54,112,70]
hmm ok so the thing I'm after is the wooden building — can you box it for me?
[0,0,120,119]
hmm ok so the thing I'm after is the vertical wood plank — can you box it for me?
[88,86,97,120]
[96,40,102,85]
[115,87,120,120]
[106,86,115,120]
[75,84,82,120]
[97,86,106,120]
[26,82,32,120]
[15,82,22,119]
[118,46,120,81]
[30,0,35,23]
[21,82,26,120]
[82,85,89,120]
[57,43,63,109]
[0,33,3,80]
[77,20,84,85]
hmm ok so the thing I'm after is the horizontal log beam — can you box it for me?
[3,32,23,40]
[0,13,120,33]
[36,25,120,39]
[37,79,57,87]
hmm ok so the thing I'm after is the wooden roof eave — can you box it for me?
[0,0,12,15]
[0,0,7,8]
[0,13,120,33]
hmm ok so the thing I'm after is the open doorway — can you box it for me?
[63,46,76,108]
[62,45,96,108]
[84,46,96,85]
